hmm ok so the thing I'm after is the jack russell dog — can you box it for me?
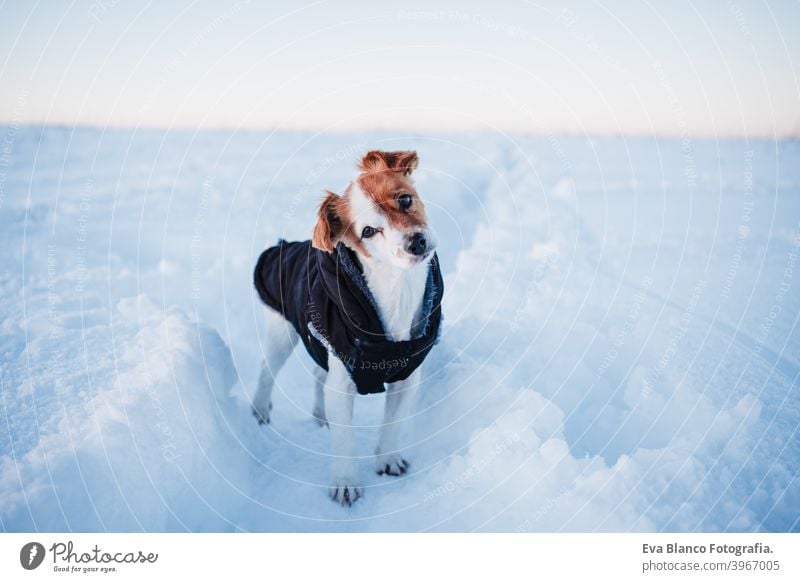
[253,150,443,506]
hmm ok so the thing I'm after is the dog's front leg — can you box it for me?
[324,357,362,506]
[375,367,420,476]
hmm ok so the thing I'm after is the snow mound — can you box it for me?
[1,296,243,531]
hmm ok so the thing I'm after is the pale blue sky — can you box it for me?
[1,0,798,136]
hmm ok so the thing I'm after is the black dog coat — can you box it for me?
[254,240,443,395]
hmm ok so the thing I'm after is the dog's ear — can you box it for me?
[359,150,418,176]
[311,191,343,253]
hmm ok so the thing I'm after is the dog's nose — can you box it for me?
[407,232,428,256]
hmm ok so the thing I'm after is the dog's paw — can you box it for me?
[251,402,272,426]
[375,455,410,477]
[329,483,363,507]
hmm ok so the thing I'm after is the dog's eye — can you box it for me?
[397,194,412,209]
[361,226,377,239]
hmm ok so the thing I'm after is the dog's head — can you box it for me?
[311,150,436,269]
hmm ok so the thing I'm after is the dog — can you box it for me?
[252,150,443,506]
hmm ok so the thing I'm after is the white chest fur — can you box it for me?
[361,258,430,342]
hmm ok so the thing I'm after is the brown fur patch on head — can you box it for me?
[359,150,419,176]
[355,150,428,232]
[311,191,345,253]
[311,190,367,255]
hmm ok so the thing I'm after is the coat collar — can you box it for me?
[315,242,442,343]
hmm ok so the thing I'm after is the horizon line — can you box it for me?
[2,120,797,142]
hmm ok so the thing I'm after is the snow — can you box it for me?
[1,127,798,532]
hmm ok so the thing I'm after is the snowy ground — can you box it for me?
[1,127,798,532]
